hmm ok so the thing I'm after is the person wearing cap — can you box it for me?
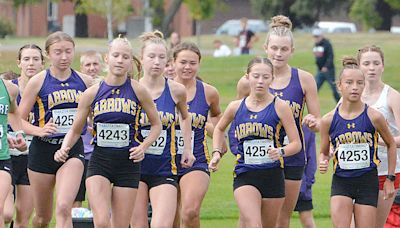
[312,28,340,102]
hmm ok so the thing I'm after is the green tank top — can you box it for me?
[0,79,10,160]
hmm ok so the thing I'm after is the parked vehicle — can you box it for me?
[215,19,268,36]
[315,21,357,33]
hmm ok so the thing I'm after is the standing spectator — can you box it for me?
[169,32,181,49]
[236,17,258,55]
[213,39,232,57]
[294,124,316,228]
[312,28,340,102]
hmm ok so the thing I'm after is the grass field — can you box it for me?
[1,32,400,227]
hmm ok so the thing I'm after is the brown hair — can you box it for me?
[45,31,75,53]
[0,71,19,80]
[339,56,362,80]
[109,35,142,79]
[265,15,294,47]
[357,45,384,65]
[139,30,167,56]
[246,56,274,75]
[18,44,44,62]
[173,42,202,62]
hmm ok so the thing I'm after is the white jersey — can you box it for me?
[370,84,400,175]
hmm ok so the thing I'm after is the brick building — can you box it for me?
[0,0,193,38]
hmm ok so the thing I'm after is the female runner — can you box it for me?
[130,31,194,228]
[319,57,396,228]
[55,35,161,228]
[209,56,301,228]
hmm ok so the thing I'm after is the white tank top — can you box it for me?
[370,84,400,175]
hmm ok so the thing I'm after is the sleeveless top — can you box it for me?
[33,69,87,138]
[330,105,379,178]
[0,79,10,160]
[269,68,306,167]
[140,79,178,176]
[176,80,210,175]
[233,97,285,177]
[91,78,141,150]
[8,79,34,156]
[370,84,400,175]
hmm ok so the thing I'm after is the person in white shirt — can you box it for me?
[213,39,232,57]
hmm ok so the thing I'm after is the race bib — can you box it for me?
[338,143,370,170]
[176,130,194,155]
[52,108,77,134]
[142,129,167,155]
[97,123,129,148]
[243,139,274,165]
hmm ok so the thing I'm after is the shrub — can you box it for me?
[0,17,14,38]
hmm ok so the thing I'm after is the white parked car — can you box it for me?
[215,19,268,36]
[315,21,357,33]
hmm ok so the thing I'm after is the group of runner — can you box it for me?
[0,14,399,228]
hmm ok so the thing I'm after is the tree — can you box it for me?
[250,0,348,27]
[350,0,394,30]
[75,0,133,41]
[11,0,41,7]
[185,0,217,46]
[161,0,184,35]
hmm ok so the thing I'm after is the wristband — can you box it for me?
[212,148,223,157]
[387,174,396,182]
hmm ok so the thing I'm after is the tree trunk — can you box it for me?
[106,0,113,41]
[196,20,201,49]
[161,0,183,35]
[376,0,393,30]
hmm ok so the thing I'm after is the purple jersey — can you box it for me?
[91,78,141,150]
[233,97,285,176]
[330,105,379,178]
[176,80,210,175]
[33,69,87,138]
[269,68,306,167]
[140,79,177,176]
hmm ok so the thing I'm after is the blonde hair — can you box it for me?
[80,50,103,66]
[265,15,294,47]
[45,31,75,54]
[139,30,167,56]
[108,35,142,79]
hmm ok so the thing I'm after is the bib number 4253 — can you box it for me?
[338,143,370,170]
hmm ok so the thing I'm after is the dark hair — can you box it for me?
[246,57,274,75]
[339,56,362,80]
[18,44,44,61]
[173,42,201,61]
[0,71,20,80]
[357,45,384,65]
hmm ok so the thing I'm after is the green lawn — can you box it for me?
[2,32,400,227]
